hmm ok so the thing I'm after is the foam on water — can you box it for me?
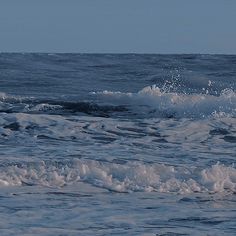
[0,159,235,194]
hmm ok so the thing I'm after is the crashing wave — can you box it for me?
[92,85,236,118]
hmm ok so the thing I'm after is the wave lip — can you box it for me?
[0,160,235,194]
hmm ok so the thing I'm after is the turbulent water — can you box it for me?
[0,53,236,235]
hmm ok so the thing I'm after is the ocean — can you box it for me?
[0,53,235,235]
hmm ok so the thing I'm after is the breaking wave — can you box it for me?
[92,85,236,118]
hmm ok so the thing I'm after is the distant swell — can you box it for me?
[0,160,235,194]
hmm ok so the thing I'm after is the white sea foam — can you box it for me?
[0,160,235,194]
[93,85,236,118]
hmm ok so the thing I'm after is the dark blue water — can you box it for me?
[0,53,235,235]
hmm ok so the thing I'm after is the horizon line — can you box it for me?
[0,51,236,56]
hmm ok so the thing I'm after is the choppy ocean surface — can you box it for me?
[0,53,236,235]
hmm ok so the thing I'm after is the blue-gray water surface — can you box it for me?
[0,53,236,235]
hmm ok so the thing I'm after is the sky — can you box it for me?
[0,0,236,54]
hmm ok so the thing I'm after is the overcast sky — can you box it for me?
[0,0,236,54]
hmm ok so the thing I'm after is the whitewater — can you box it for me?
[0,53,235,235]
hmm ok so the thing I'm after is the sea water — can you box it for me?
[0,53,235,235]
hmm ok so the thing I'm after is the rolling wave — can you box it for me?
[0,92,127,117]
